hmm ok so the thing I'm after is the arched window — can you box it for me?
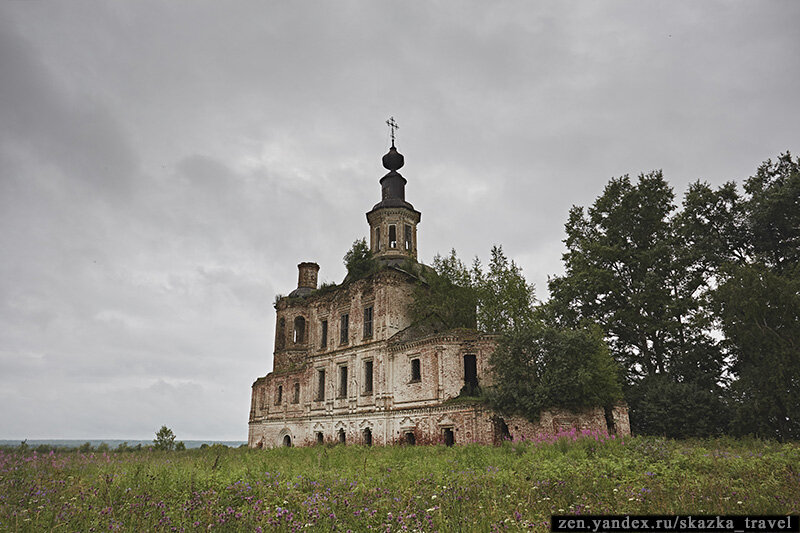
[282,434,292,447]
[363,428,373,446]
[293,316,306,344]
[337,428,346,444]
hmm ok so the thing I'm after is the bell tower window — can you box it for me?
[404,224,412,251]
[389,225,397,248]
[375,226,381,251]
[293,316,306,344]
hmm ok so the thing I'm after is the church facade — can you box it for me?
[247,139,629,448]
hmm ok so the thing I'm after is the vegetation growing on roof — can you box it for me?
[343,238,379,282]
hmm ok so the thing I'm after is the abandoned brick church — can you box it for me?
[248,136,630,448]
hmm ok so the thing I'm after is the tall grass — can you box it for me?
[1,435,797,531]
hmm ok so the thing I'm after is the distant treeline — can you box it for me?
[1,440,247,454]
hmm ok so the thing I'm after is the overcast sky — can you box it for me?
[1,1,798,441]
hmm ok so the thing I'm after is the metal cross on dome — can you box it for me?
[386,116,399,147]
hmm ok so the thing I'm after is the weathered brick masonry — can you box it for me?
[248,141,630,448]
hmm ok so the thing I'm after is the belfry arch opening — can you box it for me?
[293,317,306,344]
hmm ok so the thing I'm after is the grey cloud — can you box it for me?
[1,0,798,439]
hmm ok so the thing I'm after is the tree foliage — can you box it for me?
[709,153,800,440]
[411,246,535,333]
[547,153,799,439]
[488,323,622,420]
[473,246,536,334]
[625,373,731,439]
[412,246,622,421]
[546,171,729,436]
[410,249,476,329]
[343,238,377,281]
[154,426,176,451]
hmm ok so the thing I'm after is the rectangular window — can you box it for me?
[404,224,412,251]
[375,226,381,251]
[364,360,374,394]
[275,385,283,405]
[363,306,373,338]
[316,369,325,401]
[464,354,478,386]
[340,313,349,344]
[320,320,328,349]
[389,225,397,248]
[338,365,348,398]
[410,358,421,382]
[292,382,300,403]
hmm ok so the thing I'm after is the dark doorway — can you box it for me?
[604,405,616,434]
[363,428,372,446]
[495,418,511,443]
[404,432,416,445]
[338,428,346,444]
[282,435,292,447]
[443,428,454,447]
[316,432,324,445]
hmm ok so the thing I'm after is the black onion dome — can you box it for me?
[382,146,404,171]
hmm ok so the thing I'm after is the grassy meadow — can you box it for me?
[1,433,798,532]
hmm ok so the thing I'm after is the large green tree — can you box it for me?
[686,153,800,440]
[547,171,728,436]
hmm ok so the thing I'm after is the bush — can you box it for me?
[627,374,731,438]
[488,324,622,421]
[343,238,377,281]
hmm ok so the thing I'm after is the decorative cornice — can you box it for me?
[388,330,498,353]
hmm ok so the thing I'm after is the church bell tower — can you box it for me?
[366,118,421,265]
